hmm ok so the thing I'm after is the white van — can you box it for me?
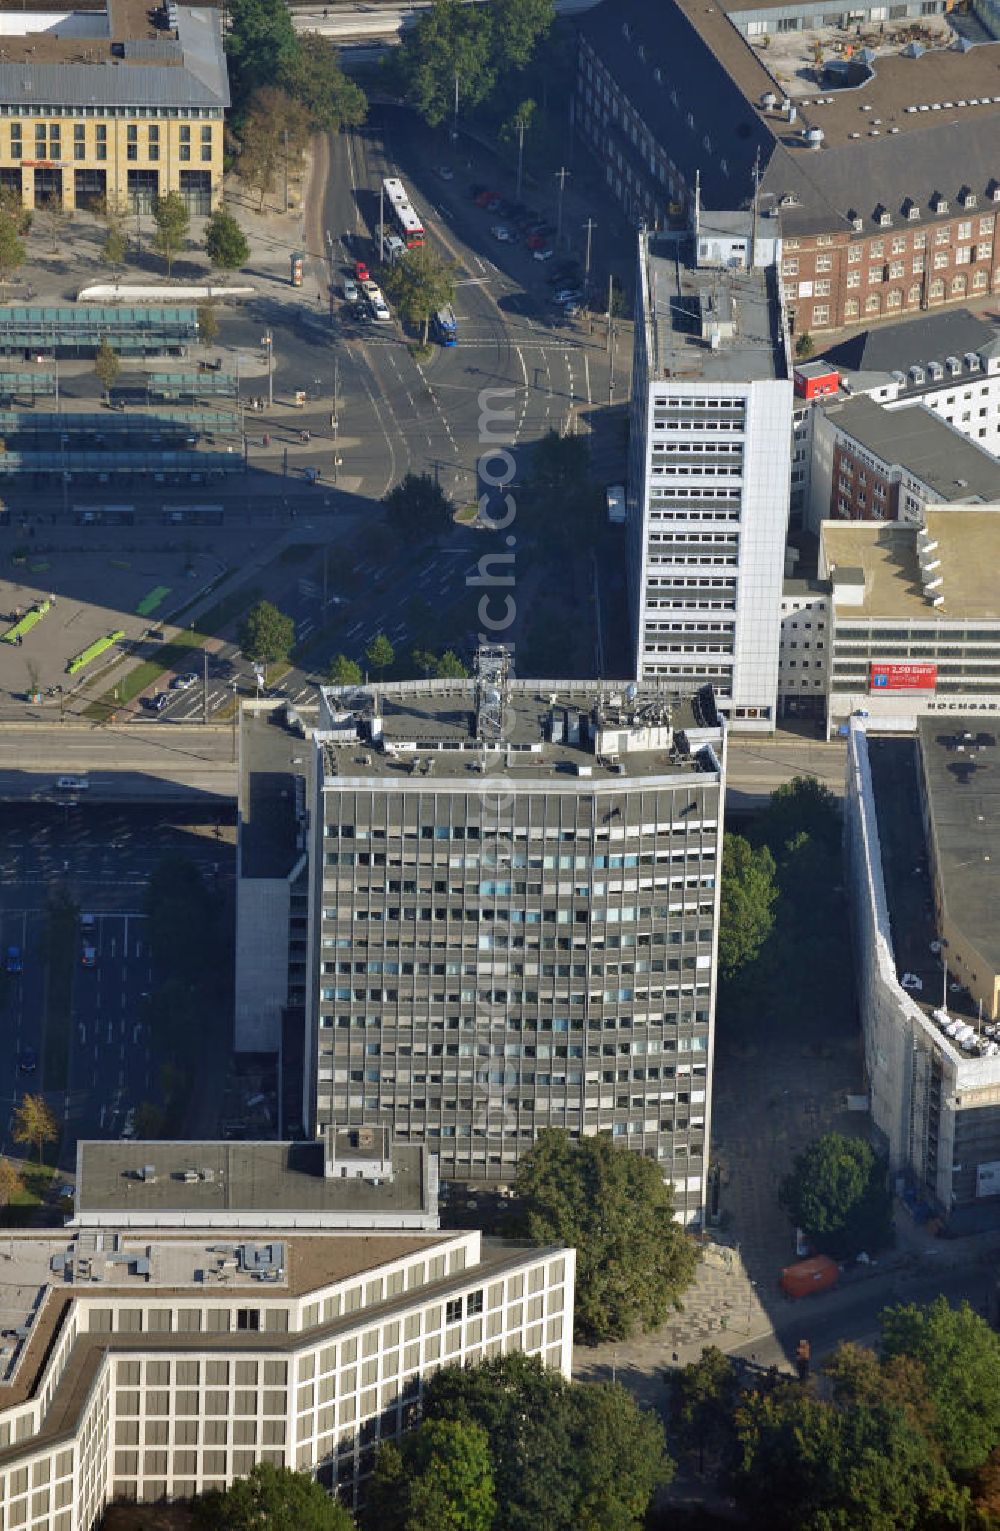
[56,776,89,791]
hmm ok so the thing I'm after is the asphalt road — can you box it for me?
[0,804,234,1164]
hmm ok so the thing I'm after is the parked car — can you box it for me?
[18,1047,36,1074]
[533,246,555,262]
[484,196,503,213]
[342,277,359,303]
[436,164,454,180]
[553,288,583,304]
[354,259,370,282]
[81,944,96,968]
[5,945,22,974]
[562,302,582,318]
[490,224,513,242]
[474,190,497,208]
[171,672,198,691]
[526,233,547,250]
[146,692,169,713]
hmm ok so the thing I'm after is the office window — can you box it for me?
[95,122,107,161]
[180,124,191,162]
[148,124,159,161]
[74,123,86,161]
[201,124,213,161]
[127,123,138,161]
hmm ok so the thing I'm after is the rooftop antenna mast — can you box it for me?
[475,644,509,745]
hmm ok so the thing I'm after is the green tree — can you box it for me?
[759,775,841,860]
[779,1132,893,1259]
[880,1297,1000,1474]
[516,1128,698,1343]
[12,1094,57,1163]
[417,1355,670,1531]
[204,207,250,271]
[795,330,815,359]
[572,1381,673,1531]
[396,0,496,127]
[492,0,554,70]
[382,243,457,345]
[226,0,300,112]
[384,471,453,539]
[369,1418,496,1531]
[718,833,777,979]
[236,107,281,212]
[284,33,368,133]
[0,212,26,300]
[239,599,295,671]
[93,338,121,403]
[151,191,190,277]
[366,632,395,679]
[194,1462,356,1530]
[101,222,127,276]
[328,654,363,687]
[733,1383,969,1531]
[669,1346,743,1476]
[0,1157,23,1210]
[436,650,468,679]
[198,305,220,347]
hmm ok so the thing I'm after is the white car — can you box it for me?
[437,164,454,181]
[533,246,554,262]
[490,224,512,242]
[342,277,359,303]
[56,775,89,791]
[901,972,924,991]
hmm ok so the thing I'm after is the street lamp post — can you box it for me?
[452,72,460,142]
[262,330,273,408]
[582,217,597,294]
[515,115,527,202]
[555,166,570,245]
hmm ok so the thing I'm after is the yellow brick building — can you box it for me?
[0,0,228,215]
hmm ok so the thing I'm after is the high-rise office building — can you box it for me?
[628,215,793,731]
[302,656,726,1224]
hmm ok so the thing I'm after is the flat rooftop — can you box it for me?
[644,233,785,385]
[317,678,724,786]
[240,708,307,880]
[0,4,228,108]
[76,1139,429,1218]
[822,510,1000,620]
[823,395,1000,503]
[918,717,1000,979]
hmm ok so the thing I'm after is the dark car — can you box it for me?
[18,1047,36,1074]
[144,692,169,713]
[5,945,22,974]
[474,190,497,208]
[526,233,548,250]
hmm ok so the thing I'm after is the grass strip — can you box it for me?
[137,585,171,617]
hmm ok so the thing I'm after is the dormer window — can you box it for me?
[932,193,949,214]
[960,187,977,208]
[878,207,892,227]
[990,180,1000,203]
[905,201,920,221]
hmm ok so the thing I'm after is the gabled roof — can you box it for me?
[825,309,997,373]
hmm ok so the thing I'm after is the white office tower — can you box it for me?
[628,216,793,731]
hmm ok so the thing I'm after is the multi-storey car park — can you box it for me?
[628,219,793,730]
[0,1130,573,1528]
[235,657,728,1226]
[576,0,1000,334]
[0,0,227,215]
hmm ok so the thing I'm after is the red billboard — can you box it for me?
[869,662,938,693]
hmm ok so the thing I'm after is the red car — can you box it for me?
[474,190,498,208]
[526,233,547,250]
[354,259,370,282]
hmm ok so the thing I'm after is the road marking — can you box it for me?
[584,354,592,406]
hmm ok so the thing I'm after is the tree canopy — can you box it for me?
[366,632,395,677]
[515,1129,698,1343]
[880,1297,1000,1474]
[758,775,841,860]
[399,1353,671,1531]
[151,191,189,276]
[93,338,121,402]
[194,1462,356,1530]
[668,1345,743,1477]
[225,0,300,111]
[284,34,368,133]
[239,600,295,669]
[778,1132,893,1259]
[368,1418,496,1531]
[0,212,25,298]
[732,1380,968,1531]
[382,244,457,344]
[384,472,453,539]
[718,834,777,980]
[12,1095,57,1163]
[204,208,250,271]
[328,654,363,687]
[390,0,555,126]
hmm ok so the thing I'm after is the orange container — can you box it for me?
[780,1254,839,1300]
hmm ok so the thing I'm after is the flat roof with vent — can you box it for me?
[73,1139,435,1229]
[821,509,1000,620]
[822,395,1000,504]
